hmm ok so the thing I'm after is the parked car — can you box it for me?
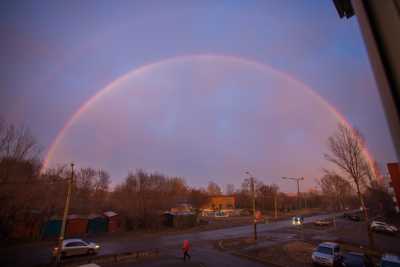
[314,220,332,226]
[348,214,361,221]
[53,238,100,257]
[341,252,374,267]
[292,216,304,225]
[379,254,400,267]
[370,221,398,235]
[214,211,228,217]
[311,242,342,266]
[343,212,350,219]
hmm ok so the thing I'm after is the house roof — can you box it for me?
[68,214,87,220]
[103,211,118,217]
[87,214,104,219]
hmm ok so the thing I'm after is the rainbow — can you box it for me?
[41,54,377,176]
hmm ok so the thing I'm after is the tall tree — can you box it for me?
[257,183,279,211]
[325,123,375,248]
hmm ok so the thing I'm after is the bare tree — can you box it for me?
[0,122,40,161]
[207,181,221,196]
[319,171,352,211]
[257,183,279,211]
[325,123,375,248]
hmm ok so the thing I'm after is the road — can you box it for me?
[0,212,339,267]
[0,212,346,267]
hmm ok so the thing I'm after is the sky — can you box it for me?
[0,0,397,192]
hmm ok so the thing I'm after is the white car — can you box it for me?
[380,254,400,267]
[370,221,398,234]
[292,216,304,225]
[53,238,101,257]
[311,242,341,266]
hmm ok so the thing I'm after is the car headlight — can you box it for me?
[95,245,100,249]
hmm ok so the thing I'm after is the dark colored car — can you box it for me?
[341,252,374,267]
[348,214,361,221]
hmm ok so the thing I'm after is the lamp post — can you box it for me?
[56,163,74,263]
[245,171,257,241]
[282,176,304,210]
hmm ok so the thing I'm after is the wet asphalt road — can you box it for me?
[0,212,342,267]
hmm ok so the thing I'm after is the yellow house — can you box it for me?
[202,196,235,211]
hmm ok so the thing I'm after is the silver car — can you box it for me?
[370,221,398,235]
[311,242,341,266]
[380,254,400,267]
[53,238,100,257]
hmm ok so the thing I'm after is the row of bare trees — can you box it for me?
[0,118,396,241]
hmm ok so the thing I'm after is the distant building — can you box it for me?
[170,203,192,213]
[162,211,197,228]
[103,211,121,232]
[66,214,88,237]
[202,196,235,211]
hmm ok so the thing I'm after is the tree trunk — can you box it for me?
[355,181,375,249]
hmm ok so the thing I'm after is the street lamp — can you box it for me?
[56,163,74,263]
[245,171,257,241]
[282,176,304,210]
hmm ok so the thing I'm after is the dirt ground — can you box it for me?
[244,241,314,267]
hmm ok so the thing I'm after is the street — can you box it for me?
[0,212,359,267]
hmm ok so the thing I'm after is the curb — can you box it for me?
[50,249,160,267]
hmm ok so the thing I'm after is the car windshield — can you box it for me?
[317,247,333,255]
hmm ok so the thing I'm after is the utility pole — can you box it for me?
[274,193,278,219]
[56,163,74,263]
[245,171,257,241]
[282,176,304,210]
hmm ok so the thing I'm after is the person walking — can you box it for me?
[182,239,191,261]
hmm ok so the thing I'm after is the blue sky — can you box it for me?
[0,1,396,191]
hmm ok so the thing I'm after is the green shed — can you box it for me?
[41,217,62,239]
[87,214,107,234]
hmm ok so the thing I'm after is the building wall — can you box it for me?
[387,163,400,212]
[66,218,88,236]
[204,196,235,210]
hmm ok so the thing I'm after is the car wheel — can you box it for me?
[88,249,95,255]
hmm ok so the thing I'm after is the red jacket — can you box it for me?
[182,240,190,252]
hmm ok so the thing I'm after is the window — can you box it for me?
[65,242,79,247]
[317,246,333,255]
[65,241,87,247]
